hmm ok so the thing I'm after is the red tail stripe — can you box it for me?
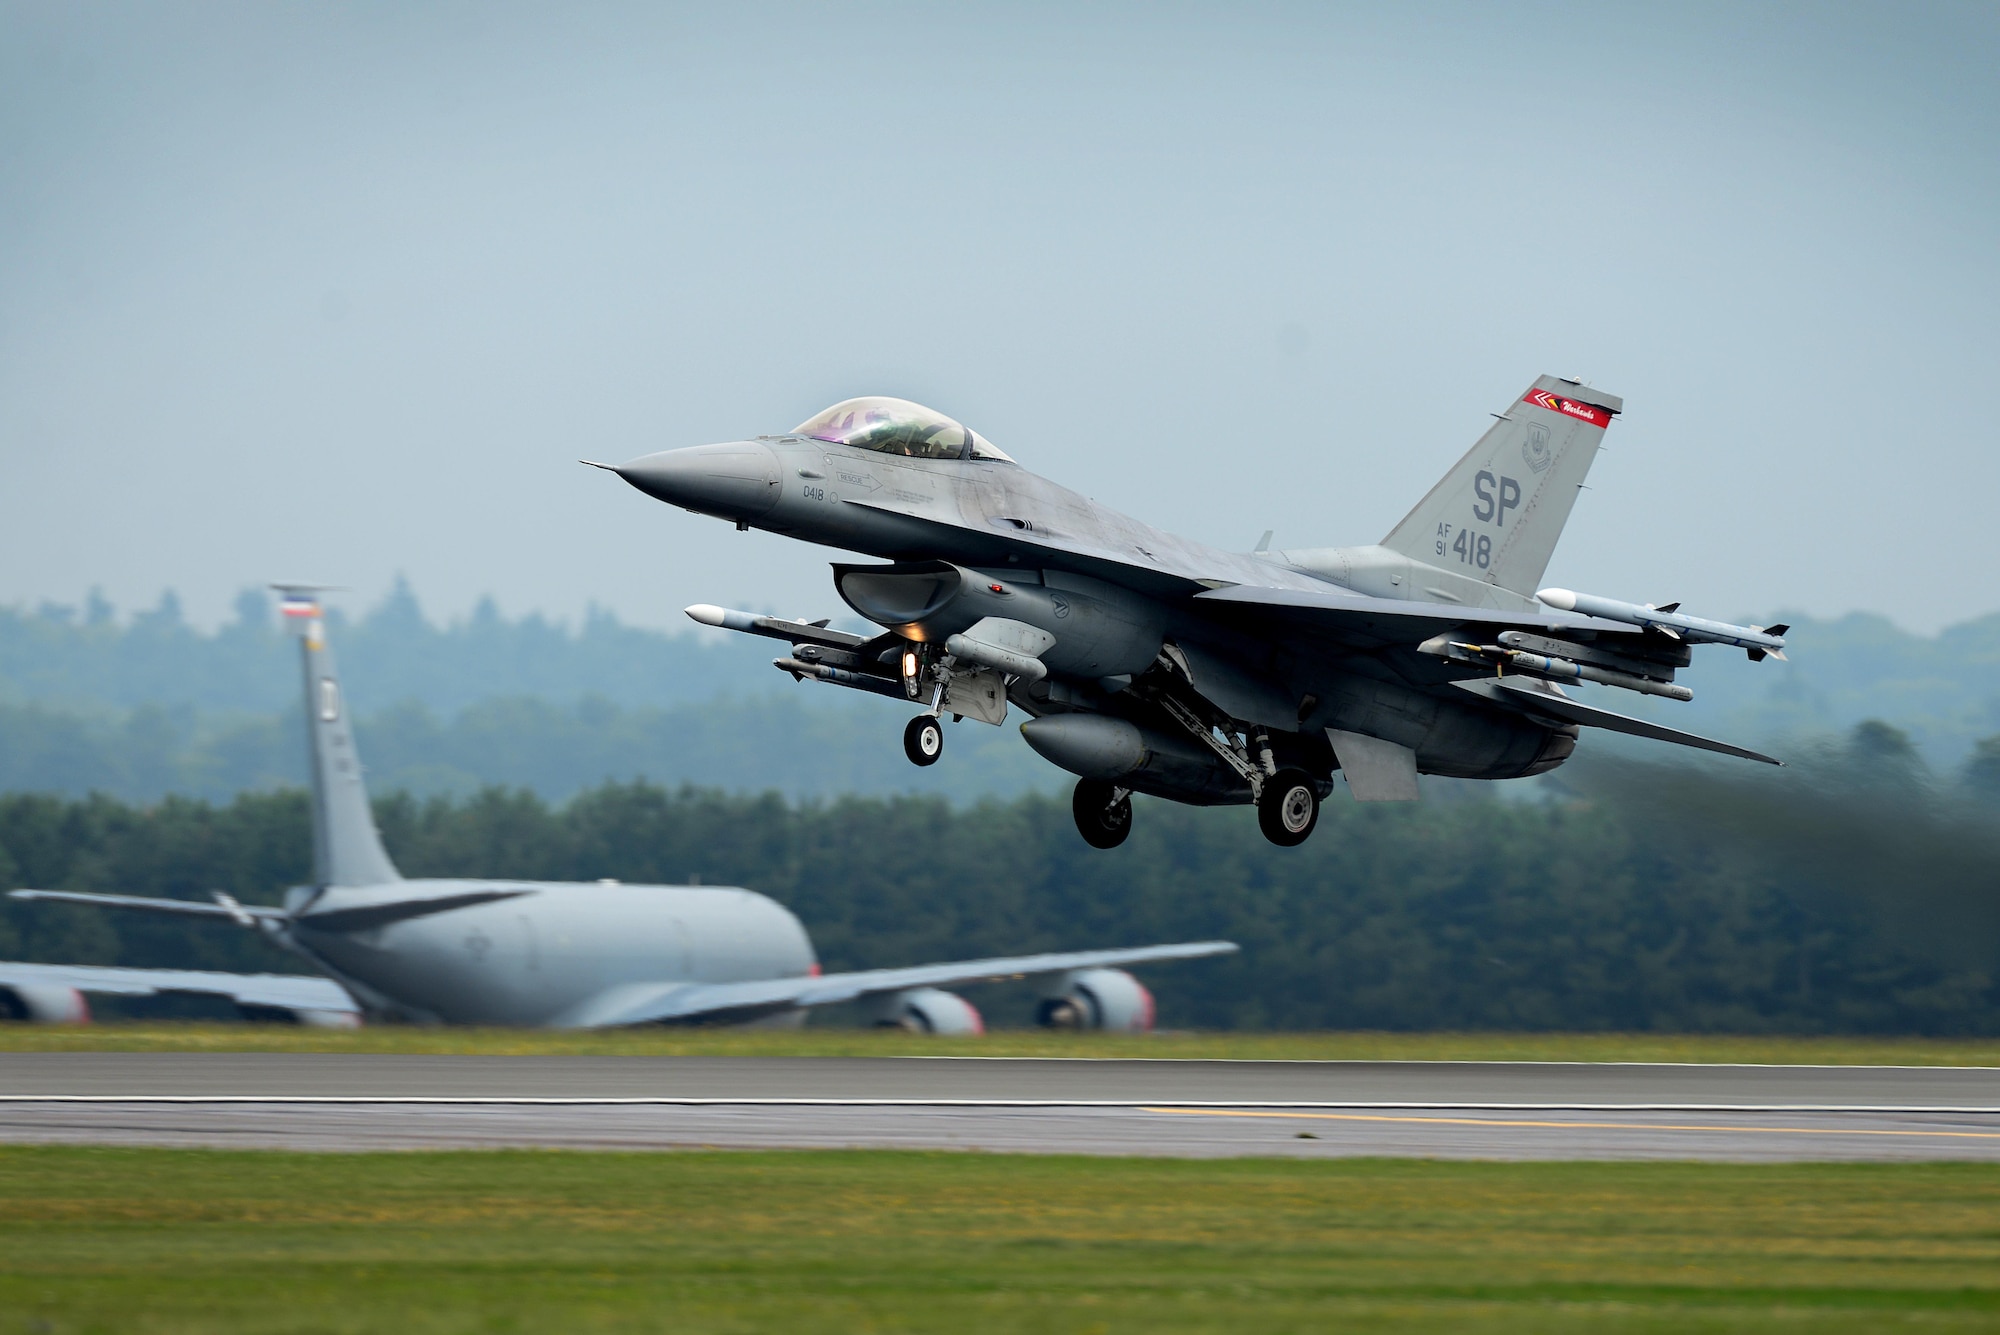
[1522,388,1614,429]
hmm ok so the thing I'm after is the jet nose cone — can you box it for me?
[612,441,783,522]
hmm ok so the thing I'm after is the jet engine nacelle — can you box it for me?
[0,983,90,1024]
[234,1003,363,1029]
[865,987,985,1035]
[834,561,1165,679]
[1036,968,1155,1032]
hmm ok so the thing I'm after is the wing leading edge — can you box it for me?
[552,940,1240,1029]
[1191,582,1631,646]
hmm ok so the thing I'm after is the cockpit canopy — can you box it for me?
[792,397,1013,462]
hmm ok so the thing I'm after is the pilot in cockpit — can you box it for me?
[794,396,1012,462]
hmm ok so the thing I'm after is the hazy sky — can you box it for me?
[3,1,1995,633]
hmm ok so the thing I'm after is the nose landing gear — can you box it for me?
[903,714,944,766]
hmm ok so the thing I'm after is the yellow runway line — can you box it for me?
[1139,1107,2000,1140]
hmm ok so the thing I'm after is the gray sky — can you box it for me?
[3,1,1995,633]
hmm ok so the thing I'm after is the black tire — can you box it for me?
[903,714,944,766]
[1072,779,1133,849]
[1257,767,1320,847]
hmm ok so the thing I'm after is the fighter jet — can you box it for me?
[594,378,1787,849]
[2,589,1233,1028]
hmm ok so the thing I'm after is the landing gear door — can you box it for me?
[943,667,1008,725]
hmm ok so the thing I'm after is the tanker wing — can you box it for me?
[549,941,1240,1028]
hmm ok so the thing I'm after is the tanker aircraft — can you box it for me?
[2,589,1231,1029]
[592,377,1787,849]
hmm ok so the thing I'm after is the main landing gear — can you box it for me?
[1072,779,1133,849]
[903,714,944,766]
[1257,768,1320,847]
[1073,771,1318,850]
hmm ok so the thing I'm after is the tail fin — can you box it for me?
[274,586,401,888]
[1380,377,1621,596]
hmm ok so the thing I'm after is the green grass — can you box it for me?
[1,1147,1997,1332]
[1,1022,1997,1064]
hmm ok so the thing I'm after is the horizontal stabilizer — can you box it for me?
[553,940,1240,1029]
[1453,678,1781,765]
[8,889,288,922]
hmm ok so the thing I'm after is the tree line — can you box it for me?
[3,726,1996,1033]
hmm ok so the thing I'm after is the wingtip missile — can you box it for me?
[686,604,756,632]
[1536,588,1788,657]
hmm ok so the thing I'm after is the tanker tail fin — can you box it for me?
[273,586,402,888]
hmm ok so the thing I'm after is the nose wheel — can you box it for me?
[903,714,944,766]
[1072,779,1133,849]
[1257,768,1320,846]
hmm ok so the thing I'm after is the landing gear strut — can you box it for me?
[1072,779,1133,849]
[1257,767,1319,847]
[903,714,944,766]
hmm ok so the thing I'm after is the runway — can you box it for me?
[3,1054,1996,1160]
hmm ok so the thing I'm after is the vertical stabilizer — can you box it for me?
[275,587,401,888]
[1380,377,1621,596]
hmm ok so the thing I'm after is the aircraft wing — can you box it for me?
[552,940,1239,1029]
[1191,585,1782,762]
[1191,582,1632,650]
[0,960,358,1016]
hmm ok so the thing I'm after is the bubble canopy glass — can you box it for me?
[792,397,1012,462]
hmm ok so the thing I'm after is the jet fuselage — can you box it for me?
[617,432,1574,796]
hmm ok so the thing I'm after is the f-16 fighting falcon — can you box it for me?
[2,589,1232,1029]
[592,378,1787,849]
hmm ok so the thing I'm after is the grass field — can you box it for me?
[1,1147,1997,1333]
[1,1021,1996,1065]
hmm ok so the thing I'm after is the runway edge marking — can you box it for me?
[1141,1107,2000,1140]
[4,1097,1999,1113]
[886,1056,2000,1071]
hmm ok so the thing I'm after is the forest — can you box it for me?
[4,583,1999,804]
[5,729,1997,1034]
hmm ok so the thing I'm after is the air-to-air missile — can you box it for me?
[1535,589,1790,661]
[685,603,910,700]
